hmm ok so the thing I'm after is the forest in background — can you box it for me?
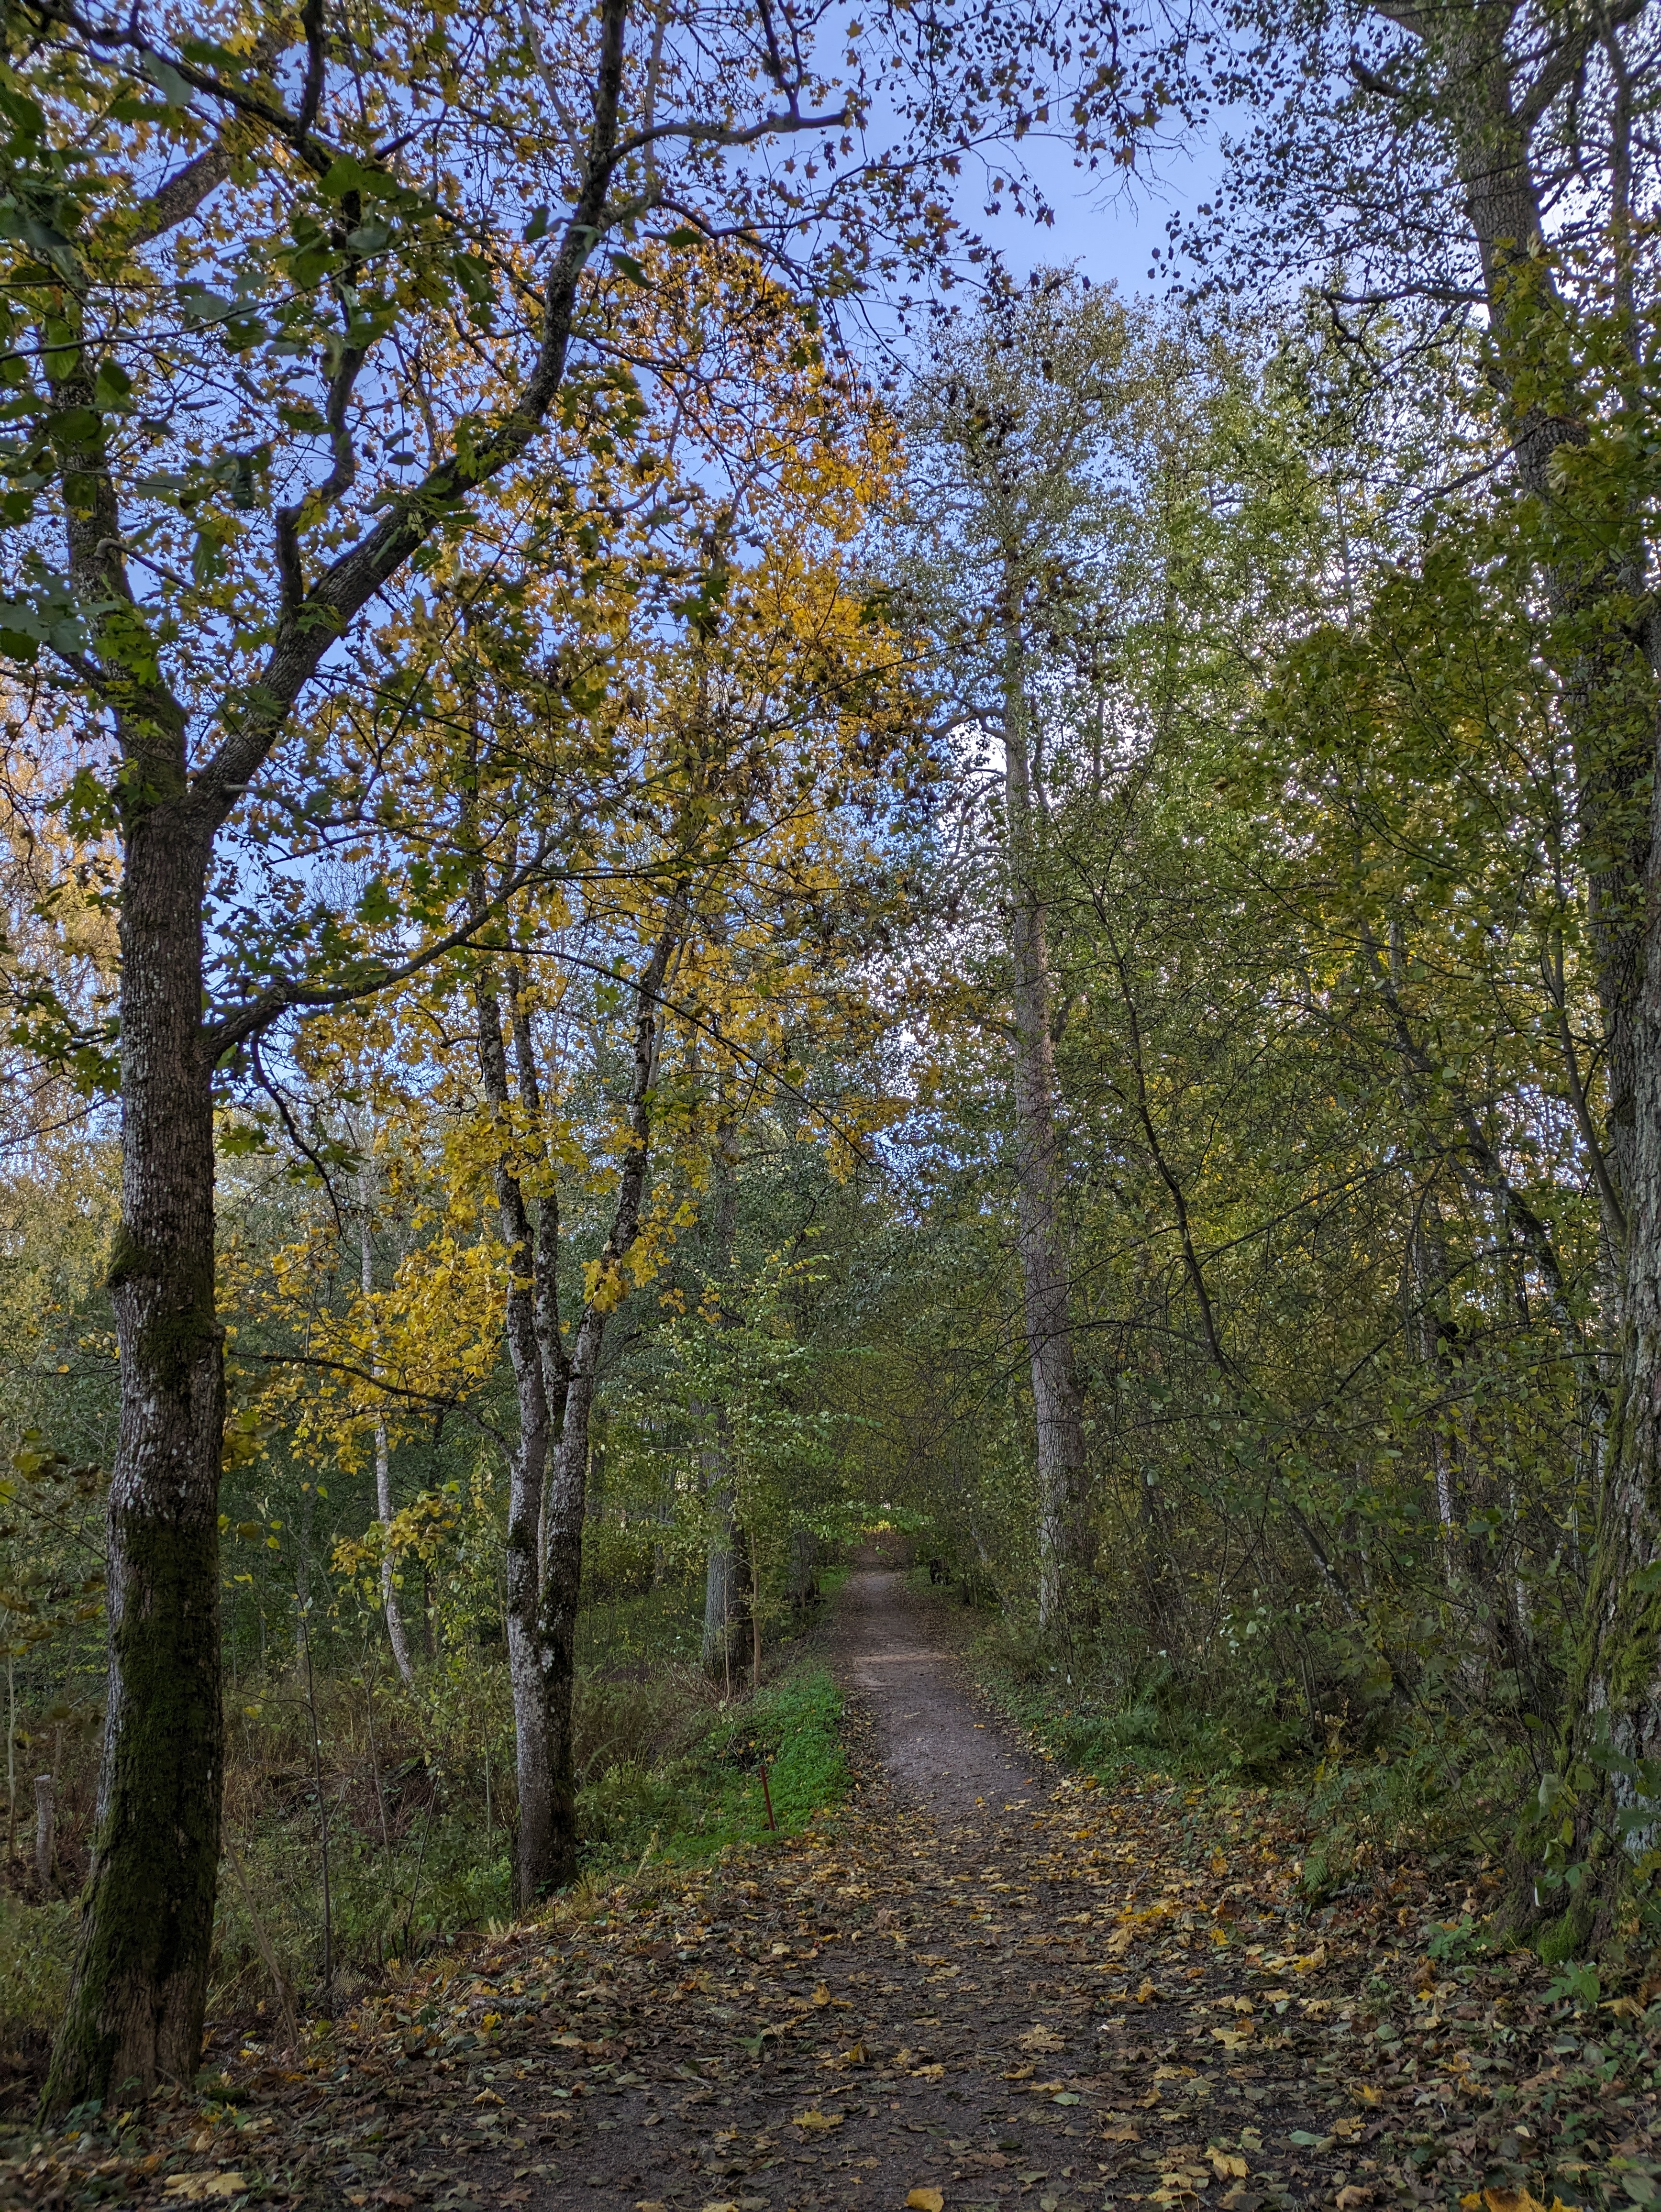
[1,0,1660,2118]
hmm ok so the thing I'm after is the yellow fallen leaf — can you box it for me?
[1335,2189,1371,2210]
[164,2178,247,2203]
[811,1983,831,2007]
[699,2202,738,2212]
[1102,2126,1141,2144]
[790,2109,844,2133]
[1210,1853,1228,1875]
[910,2062,946,2080]
[1210,2152,1247,2179]
[1019,2025,1066,2052]
[907,2192,945,2212]
[1136,1980,1163,2003]
[1292,1945,1327,1973]
[1478,2192,1559,2212]
[1354,2084,1382,2107]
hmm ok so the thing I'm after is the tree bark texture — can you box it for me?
[540,923,677,1889]
[1383,0,1661,1933]
[698,1098,747,1683]
[355,1153,414,1688]
[473,962,559,1907]
[701,1504,751,1688]
[1002,664,1092,1637]
[44,811,224,2113]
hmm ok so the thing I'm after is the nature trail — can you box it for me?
[3,1563,1644,2212]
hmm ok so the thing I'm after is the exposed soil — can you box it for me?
[828,1543,1050,1818]
[2,1562,1644,2212]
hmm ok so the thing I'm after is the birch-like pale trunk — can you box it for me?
[354,1149,414,1686]
[473,959,560,1905]
[541,922,679,1885]
[1002,656,1092,1636]
[699,1095,747,1683]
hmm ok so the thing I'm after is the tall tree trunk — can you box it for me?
[473,958,558,1906]
[354,1145,414,1687]
[1380,0,1661,1933]
[44,808,224,2112]
[702,1498,750,1690]
[542,922,679,1886]
[699,1088,747,1682]
[1002,653,1092,1637]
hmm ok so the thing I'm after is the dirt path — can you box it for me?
[827,1548,1048,1818]
[9,1567,1616,2212]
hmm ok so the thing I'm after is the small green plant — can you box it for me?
[1544,1959,1602,2010]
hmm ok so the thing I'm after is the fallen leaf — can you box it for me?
[1136,1980,1163,2003]
[164,2177,247,2203]
[1019,2026,1066,2052]
[812,1983,831,2006]
[790,2109,844,2134]
[907,2192,945,2212]
[1101,2127,1141,2144]
[1210,2153,1248,2180]
[1335,2190,1372,2210]
[911,2062,946,2080]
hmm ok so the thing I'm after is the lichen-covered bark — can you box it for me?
[44,808,223,2114]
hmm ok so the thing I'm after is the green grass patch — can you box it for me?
[578,1661,846,1870]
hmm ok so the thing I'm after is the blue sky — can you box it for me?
[946,120,1225,298]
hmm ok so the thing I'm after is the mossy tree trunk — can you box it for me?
[44,800,225,2113]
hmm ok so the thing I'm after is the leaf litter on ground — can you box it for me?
[0,1767,1656,2212]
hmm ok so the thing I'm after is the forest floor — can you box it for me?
[2,1549,1656,2212]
